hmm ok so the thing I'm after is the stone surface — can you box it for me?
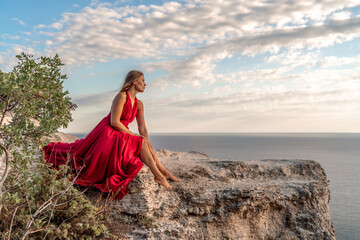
[109,149,336,240]
[11,132,335,239]
[0,131,78,178]
[47,132,79,143]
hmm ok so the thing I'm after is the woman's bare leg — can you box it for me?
[147,140,180,182]
[139,138,172,189]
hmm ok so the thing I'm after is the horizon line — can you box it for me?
[66,131,360,134]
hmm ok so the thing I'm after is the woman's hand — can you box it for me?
[133,133,147,140]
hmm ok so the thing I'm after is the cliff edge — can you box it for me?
[5,132,334,239]
[106,149,336,240]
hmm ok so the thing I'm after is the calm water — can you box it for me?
[73,132,360,240]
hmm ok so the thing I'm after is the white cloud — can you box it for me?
[62,63,360,133]
[37,0,360,73]
[1,34,20,40]
[143,49,232,87]
[35,24,46,29]
[331,11,352,20]
[11,17,25,26]
[201,17,360,56]
[49,22,63,30]
[266,50,321,68]
[143,13,360,85]
[319,55,360,67]
[71,90,116,107]
[3,0,360,132]
[218,67,291,83]
[0,45,39,72]
[29,0,358,99]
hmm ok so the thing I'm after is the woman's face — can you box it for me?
[134,75,146,92]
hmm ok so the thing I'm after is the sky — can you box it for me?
[1,0,359,133]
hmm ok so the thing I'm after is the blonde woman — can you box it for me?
[43,70,179,199]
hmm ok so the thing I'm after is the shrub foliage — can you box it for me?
[0,53,108,239]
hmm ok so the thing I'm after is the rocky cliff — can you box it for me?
[104,149,336,240]
[4,132,335,239]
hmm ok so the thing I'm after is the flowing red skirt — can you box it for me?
[42,113,143,199]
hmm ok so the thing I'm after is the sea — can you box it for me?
[72,132,360,240]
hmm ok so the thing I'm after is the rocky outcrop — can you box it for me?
[109,150,336,240]
[23,133,335,239]
[0,132,78,179]
[47,132,79,143]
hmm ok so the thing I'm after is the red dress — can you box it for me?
[42,90,143,199]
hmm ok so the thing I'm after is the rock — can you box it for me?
[0,131,78,185]
[0,111,40,127]
[12,131,334,240]
[47,132,79,143]
[107,149,336,240]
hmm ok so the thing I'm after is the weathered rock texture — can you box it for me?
[47,132,79,143]
[110,149,336,240]
[0,132,78,179]
[8,132,335,239]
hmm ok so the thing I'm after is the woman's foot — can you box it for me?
[154,177,172,189]
[162,170,181,182]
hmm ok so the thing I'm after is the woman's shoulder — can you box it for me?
[118,91,127,98]
[112,91,127,103]
[137,99,143,106]
[119,90,127,96]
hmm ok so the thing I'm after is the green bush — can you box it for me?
[0,53,109,239]
[1,162,108,239]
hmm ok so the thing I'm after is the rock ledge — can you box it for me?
[110,149,336,240]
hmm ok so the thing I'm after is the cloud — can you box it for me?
[11,17,26,26]
[114,0,132,4]
[266,50,321,68]
[147,15,360,86]
[71,90,116,107]
[143,64,360,117]
[319,55,360,67]
[1,34,20,40]
[201,17,360,56]
[61,62,360,133]
[145,79,360,132]
[37,0,360,73]
[172,87,360,111]
[3,0,360,132]
[49,22,63,30]
[34,24,46,31]
[143,49,231,86]
[331,11,352,20]
[0,45,39,72]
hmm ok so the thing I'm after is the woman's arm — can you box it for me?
[110,92,134,134]
[136,100,149,140]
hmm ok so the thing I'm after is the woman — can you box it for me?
[42,70,179,199]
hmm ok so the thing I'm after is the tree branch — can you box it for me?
[0,142,10,186]
[0,98,10,127]
[7,206,19,240]
[19,164,85,240]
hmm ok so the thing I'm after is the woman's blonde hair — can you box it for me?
[120,70,144,92]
